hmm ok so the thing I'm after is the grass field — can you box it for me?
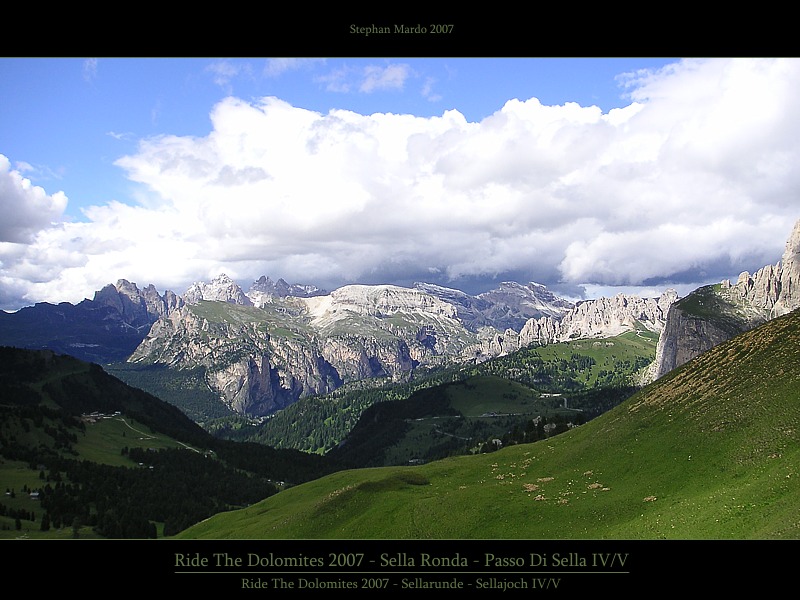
[73,415,199,467]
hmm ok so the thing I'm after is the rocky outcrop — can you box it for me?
[205,340,344,415]
[649,306,737,380]
[724,218,800,316]
[561,290,676,339]
[320,335,415,382]
[651,218,800,380]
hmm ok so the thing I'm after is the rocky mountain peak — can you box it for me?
[786,218,800,255]
[184,273,252,306]
[478,281,574,312]
[247,275,326,306]
[114,278,141,300]
[468,281,575,332]
[90,279,181,327]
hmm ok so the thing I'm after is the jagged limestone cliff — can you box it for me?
[92,278,184,328]
[651,218,800,380]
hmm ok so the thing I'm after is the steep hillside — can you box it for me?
[0,347,330,538]
[178,308,800,540]
[324,375,634,470]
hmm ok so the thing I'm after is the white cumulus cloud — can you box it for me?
[0,155,67,243]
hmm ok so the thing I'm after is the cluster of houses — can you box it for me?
[80,410,122,423]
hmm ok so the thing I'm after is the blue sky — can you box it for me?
[1,57,676,217]
[1,57,799,309]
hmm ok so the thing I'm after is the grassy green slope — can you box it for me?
[177,309,800,540]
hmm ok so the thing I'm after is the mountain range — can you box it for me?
[1,218,799,423]
[0,273,674,418]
